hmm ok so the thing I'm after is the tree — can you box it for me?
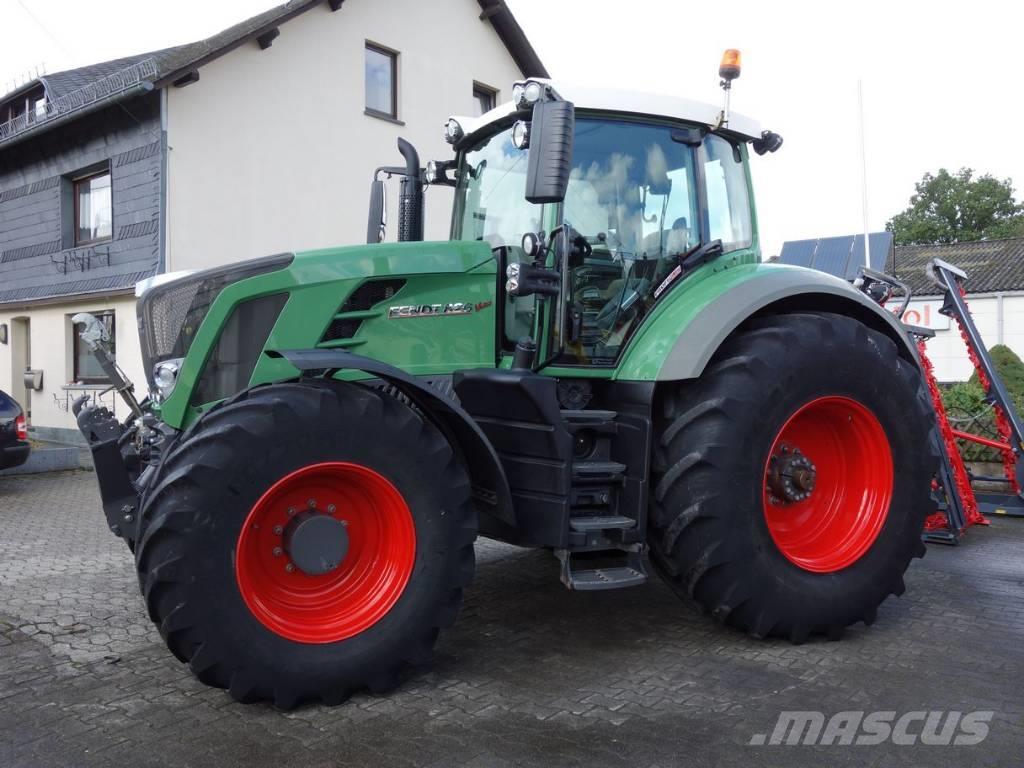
[887,168,1024,245]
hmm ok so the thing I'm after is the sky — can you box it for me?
[2,0,1022,256]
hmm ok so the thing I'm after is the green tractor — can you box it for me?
[74,56,935,708]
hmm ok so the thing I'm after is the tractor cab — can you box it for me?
[448,91,760,367]
[383,66,784,372]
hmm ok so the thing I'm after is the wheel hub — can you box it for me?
[767,445,817,504]
[282,510,349,576]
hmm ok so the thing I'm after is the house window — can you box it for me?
[74,170,112,245]
[473,83,496,116]
[1,85,45,125]
[365,43,397,119]
[73,311,115,384]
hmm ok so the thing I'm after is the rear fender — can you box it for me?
[267,349,515,529]
[615,264,920,382]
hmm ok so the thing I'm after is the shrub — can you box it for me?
[969,344,1024,401]
[942,381,986,413]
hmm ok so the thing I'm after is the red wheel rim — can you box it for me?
[235,462,415,643]
[762,396,893,573]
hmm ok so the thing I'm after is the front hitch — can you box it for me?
[74,397,142,543]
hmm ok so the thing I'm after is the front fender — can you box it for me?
[267,349,515,529]
[615,263,919,381]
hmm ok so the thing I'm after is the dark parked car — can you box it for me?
[0,389,30,470]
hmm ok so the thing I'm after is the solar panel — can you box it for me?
[815,239,854,279]
[777,239,817,268]
[778,232,892,280]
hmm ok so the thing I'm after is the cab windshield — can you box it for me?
[453,116,747,364]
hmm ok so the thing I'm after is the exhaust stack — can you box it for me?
[396,138,423,242]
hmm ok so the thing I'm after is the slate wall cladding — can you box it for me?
[0,93,162,304]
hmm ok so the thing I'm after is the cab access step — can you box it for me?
[452,368,652,590]
[558,516,648,590]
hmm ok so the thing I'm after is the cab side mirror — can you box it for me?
[366,179,386,243]
[524,98,574,204]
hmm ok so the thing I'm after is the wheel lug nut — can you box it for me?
[327,504,336,514]
[285,563,295,573]
[287,507,296,517]
[307,498,316,509]
[272,547,283,557]
[273,525,283,535]
[340,519,349,527]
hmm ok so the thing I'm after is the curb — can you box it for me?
[0,444,82,476]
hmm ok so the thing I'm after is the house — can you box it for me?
[887,237,1024,382]
[0,0,546,443]
[0,56,163,442]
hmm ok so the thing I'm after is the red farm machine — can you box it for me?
[855,259,1024,543]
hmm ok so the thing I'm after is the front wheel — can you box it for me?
[649,312,936,642]
[134,380,476,707]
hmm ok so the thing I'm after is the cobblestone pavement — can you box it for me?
[1,471,1022,768]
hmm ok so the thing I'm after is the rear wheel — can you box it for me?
[134,380,476,707]
[649,312,935,641]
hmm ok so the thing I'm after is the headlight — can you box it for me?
[153,358,182,399]
[512,120,531,149]
[514,80,545,110]
[425,160,439,184]
[521,232,542,258]
[443,118,463,144]
[505,262,521,294]
[137,253,293,389]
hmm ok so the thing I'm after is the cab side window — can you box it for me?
[702,135,752,252]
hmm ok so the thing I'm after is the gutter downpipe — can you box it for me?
[159,87,169,274]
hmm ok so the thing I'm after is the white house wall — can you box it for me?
[909,293,1024,382]
[165,0,526,271]
[0,294,145,437]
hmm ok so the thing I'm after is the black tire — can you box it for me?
[648,312,935,642]
[134,380,476,707]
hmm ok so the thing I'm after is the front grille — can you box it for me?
[146,279,204,359]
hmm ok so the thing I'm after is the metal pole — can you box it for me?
[858,79,871,269]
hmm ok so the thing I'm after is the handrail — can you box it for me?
[0,58,157,144]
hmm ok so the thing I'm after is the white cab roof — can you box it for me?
[454,79,762,143]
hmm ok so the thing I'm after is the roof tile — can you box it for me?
[888,238,1024,296]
